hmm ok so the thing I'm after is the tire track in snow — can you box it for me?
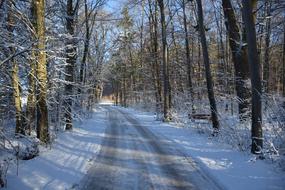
[80,105,223,190]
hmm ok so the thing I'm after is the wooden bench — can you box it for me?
[189,113,212,121]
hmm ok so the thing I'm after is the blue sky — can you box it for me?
[104,0,126,12]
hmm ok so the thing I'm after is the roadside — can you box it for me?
[5,106,108,190]
[117,106,285,190]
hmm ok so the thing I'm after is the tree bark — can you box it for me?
[26,0,37,135]
[282,23,285,97]
[65,0,78,130]
[169,9,184,94]
[79,0,90,92]
[196,0,220,130]
[149,0,163,113]
[26,51,36,135]
[155,16,162,111]
[157,0,171,121]
[148,0,162,113]
[242,0,263,154]
[32,0,49,143]
[182,0,195,113]
[153,1,162,112]
[221,0,251,120]
[263,0,272,93]
[7,0,24,135]
[12,59,24,135]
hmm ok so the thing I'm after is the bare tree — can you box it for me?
[221,0,251,120]
[263,0,272,93]
[196,0,219,130]
[32,0,49,143]
[182,0,195,113]
[283,22,285,97]
[7,0,24,135]
[242,0,263,154]
[148,0,162,113]
[64,0,79,130]
[157,0,171,121]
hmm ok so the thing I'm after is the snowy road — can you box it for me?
[6,104,284,190]
[80,106,222,190]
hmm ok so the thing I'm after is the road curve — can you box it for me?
[80,106,223,190]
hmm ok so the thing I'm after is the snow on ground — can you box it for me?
[5,106,108,190]
[4,103,285,190]
[118,106,285,190]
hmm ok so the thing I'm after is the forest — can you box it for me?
[0,0,285,189]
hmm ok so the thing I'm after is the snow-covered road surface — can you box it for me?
[80,106,222,190]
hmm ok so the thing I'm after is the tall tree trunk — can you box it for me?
[7,0,24,135]
[12,60,24,135]
[26,1,37,135]
[65,0,77,130]
[242,0,263,154]
[157,0,171,121]
[197,41,202,100]
[148,0,162,112]
[150,0,162,112]
[153,1,162,112]
[138,1,144,103]
[221,0,251,120]
[263,0,272,93]
[196,0,220,130]
[32,0,49,143]
[26,51,36,135]
[282,23,285,97]
[79,0,90,93]
[182,0,195,113]
[148,12,157,107]
[128,41,134,105]
[169,10,183,94]
[211,0,227,93]
[123,74,127,107]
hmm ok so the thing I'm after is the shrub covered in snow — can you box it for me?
[14,136,40,160]
[129,91,285,166]
[0,132,40,188]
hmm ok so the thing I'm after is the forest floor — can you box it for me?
[5,103,285,190]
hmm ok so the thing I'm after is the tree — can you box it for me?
[7,0,24,135]
[27,0,38,135]
[32,0,49,143]
[196,0,219,130]
[263,0,272,93]
[221,0,251,120]
[182,0,195,113]
[157,0,171,121]
[242,0,263,154]
[79,0,105,94]
[64,0,79,130]
[148,0,162,113]
[79,0,91,92]
[283,22,285,97]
